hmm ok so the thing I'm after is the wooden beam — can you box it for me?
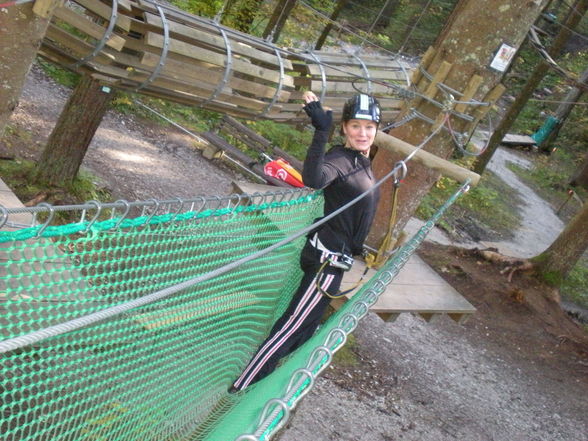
[33,0,62,18]
[409,46,435,86]
[145,32,294,86]
[53,6,126,51]
[454,74,484,114]
[74,0,132,32]
[45,24,116,65]
[140,52,291,101]
[144,12,292,70]
[374,131,481,186]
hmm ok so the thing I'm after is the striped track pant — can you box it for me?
[232,242,343,390]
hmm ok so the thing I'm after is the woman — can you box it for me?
[230,92,381,392]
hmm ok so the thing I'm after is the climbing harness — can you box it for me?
[309,233,369,299]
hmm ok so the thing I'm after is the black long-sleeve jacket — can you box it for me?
[302,129,380,256]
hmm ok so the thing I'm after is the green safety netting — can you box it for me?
[0,182,468,441]
[0,190,322,441]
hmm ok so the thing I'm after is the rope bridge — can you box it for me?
[0,181,468,441]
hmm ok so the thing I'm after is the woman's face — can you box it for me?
[342,119,378,154]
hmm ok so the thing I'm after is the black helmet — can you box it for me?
[342,94,381,124]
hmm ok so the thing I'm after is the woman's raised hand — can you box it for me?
[302,91,332,131]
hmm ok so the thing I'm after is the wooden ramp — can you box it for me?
[334,254,476,324]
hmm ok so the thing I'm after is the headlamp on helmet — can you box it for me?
[342,94,381,124]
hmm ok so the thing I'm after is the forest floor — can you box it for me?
[1,64,588,441]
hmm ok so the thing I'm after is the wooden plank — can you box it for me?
[222,116,273,150]
[141,52,291,101]
[410,46,435,86]
[501,133,536,145]
[454,74,483,114]
[475,131,536,146]
[423,60,453,100]
[73,0,132,32]
[144,12,292,70]
[137,0,280,56]
[294,52,413,70]
[308,79,402,95]
[374,131,481,185]
[306,64,408,81]
[39,43,82,67]
[33,0,62,18]
[465,83,506,135]
[145,32,294,87]
[128,72,280,112]
[200,131,259,166]
[45,24,116,65]
[472,83,506,120]
[117,0,133,12]
[53,6,126,51]
[90,73,120,85]
[121,84,261,120]
[278,97,403,111]
[266,109,401,123]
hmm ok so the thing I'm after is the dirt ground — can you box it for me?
[2,64,588,441]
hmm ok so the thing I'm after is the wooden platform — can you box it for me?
[476,130,536,147]
[333,253,476,324]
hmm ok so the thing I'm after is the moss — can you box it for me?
[0,158,111,225]
[332,333,360,367]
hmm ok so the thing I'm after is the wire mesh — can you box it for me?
[0,190,322,441]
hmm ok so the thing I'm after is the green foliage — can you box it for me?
[36,58,79,88]
[561,257,588,309]
[332,333,359,367]
[416,170,522,239]
[168,0,222,17]
[337,0,458,55]
[113,95,223,133]
[246,120,313,160]
[0,158,110,224]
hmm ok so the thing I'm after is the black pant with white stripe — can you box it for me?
[231,240,344,391]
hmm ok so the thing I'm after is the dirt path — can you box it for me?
[3,65,588,441]
[5,64,237,202]
[482,148,565,258]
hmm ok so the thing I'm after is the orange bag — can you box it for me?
[263,158,304,188]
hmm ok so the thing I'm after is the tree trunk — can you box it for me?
[314,0,350,50]
[539,65,588,149]
[368,0,549,249]
[533,201,588,282]
[473,0,588,174]
[374,0,400,30]
[221,0,264,32]
[262,0,297,43]
[35,76,113,185]
[570,151,588,189]
[0,1,58,137]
